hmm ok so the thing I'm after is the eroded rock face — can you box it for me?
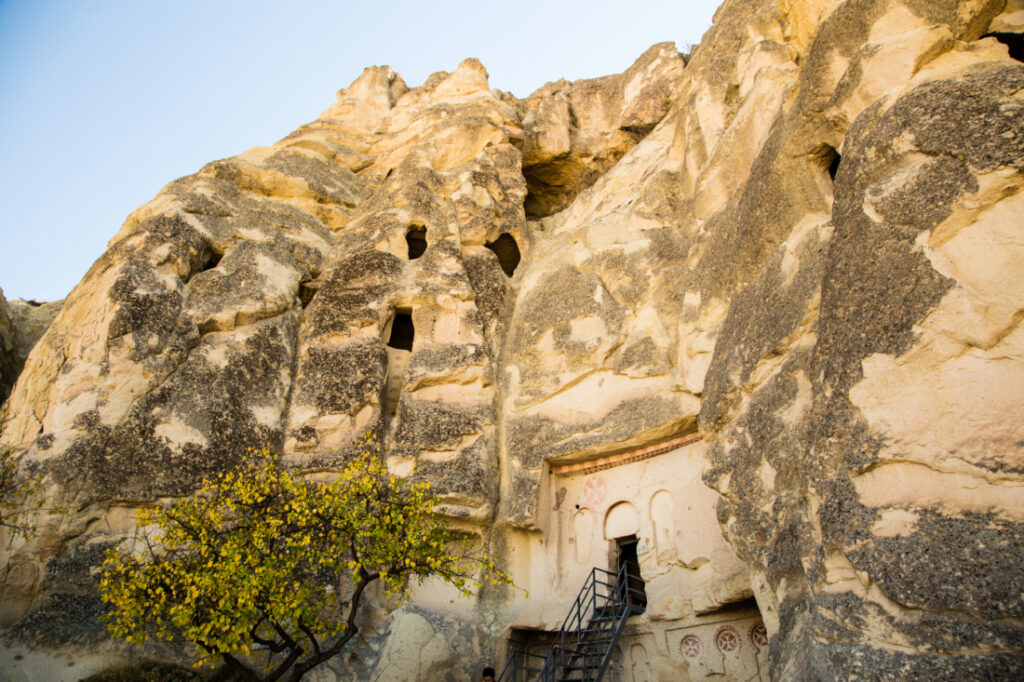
[2,0,1023,679]
[0,292,61,405]
[520,42,687,217]
[694,0,1024,678]
[6,300,63,372]
[0,289,15,403]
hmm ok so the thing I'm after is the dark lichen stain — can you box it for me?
[847,510,1024,620]
[413,443,494,501]
[464,252,509,333]
[4,542,113,646]
[298,341,387,415]
[392,402,483,449]
[53,318,294,503]
[107,259,185,359]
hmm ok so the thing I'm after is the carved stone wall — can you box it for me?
[2,0,1023,679]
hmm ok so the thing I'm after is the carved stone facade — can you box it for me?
[2,0,1024,679]
[502,434,767,680]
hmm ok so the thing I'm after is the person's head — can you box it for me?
[482,666,495,681]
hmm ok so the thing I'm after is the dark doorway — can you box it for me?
[383,309,414,430]
[387,310,414,351]
[615,535,646,614]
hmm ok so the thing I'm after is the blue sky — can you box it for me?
[0,0,719,301]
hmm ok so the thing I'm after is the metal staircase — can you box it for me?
[498,563,644,682]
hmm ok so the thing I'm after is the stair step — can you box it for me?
[535,566,644,682]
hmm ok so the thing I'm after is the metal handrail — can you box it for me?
[498,562,643,682]
[497,649,547,682]
[536,561,641,681]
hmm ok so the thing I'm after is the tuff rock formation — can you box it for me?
[0,291,62,406]
[2,0,1024,679]
[0,290,15,403]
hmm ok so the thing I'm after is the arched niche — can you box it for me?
[629,642,650,682]
[604,501,639,540]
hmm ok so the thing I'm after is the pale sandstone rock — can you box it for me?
[0,292,62,405]
[2,0,1024,679]
[6,300,63,367]
[521,43,686,217]
[0,288,15,402]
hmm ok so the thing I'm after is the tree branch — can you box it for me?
[250,616,287,652]
[197,641,261,682]
[296,618,322,658]
[264,644,304,682]
[287,568,379,681]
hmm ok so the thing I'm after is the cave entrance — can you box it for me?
[615,535,647,613]
[485,233,521,277]
[814,143,841,182]
[387,310,414,351]
[383,309,414,428]
[406,225,427,260]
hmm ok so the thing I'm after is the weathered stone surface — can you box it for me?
[695,1,1024,679]
[520,43,686,217]
[3,0,1024,679]
[0,292,62,405]
[0,288,16,403]
[6,300,63,375]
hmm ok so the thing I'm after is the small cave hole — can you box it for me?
[299,281,319,308]
[387,309,414,352]
[523,189,544,219]
[485,233,521,277]
[406,225,427,260]
[200,249,222,272]
[984,32,1024,63]
[813,144,841,182]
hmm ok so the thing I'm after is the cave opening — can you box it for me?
[383,308,414,429]
[702,596,760,616]
[985,32,1024,63]
[299,281,319,308]
[406,225,427,260]
[387,309,414,351]
[813,144,841,182]
[200,248,222,272]
[485,233,521,277]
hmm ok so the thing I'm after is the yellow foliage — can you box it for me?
[99,444,511,676]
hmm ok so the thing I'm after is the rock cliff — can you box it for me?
[2,0,1023,679]
[0,290,15,403]
[0,291,62,406]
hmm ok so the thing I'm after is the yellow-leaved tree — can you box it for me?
[99,442,510,681]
